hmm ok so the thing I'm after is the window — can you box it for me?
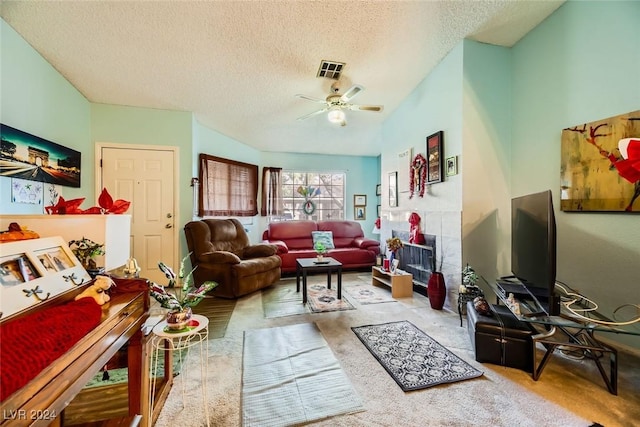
[198,154,258,217]
[278,171,345,221]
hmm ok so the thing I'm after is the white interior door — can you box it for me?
[100,145,177,284]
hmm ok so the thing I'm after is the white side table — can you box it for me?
[149,314,210,426]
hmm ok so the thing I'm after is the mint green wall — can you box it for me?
[462,41,512,284]
[379,43,464,308]
[0,19,90,212]
[510,0,639,347]
[91,103,194,256]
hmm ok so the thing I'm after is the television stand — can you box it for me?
[482,276,640,395]
[371,267,413,298]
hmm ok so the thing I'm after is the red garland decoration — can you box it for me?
[409,154,427,198]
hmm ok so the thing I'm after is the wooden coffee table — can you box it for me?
[296,257,343,304]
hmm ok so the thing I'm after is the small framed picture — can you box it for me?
[375,184,381,196]
[389,172,398,207]
[354,194,367,206]
[426,131,444,184]
[377,204,381,217]
[355,206,366,220]
[446,156,458,176]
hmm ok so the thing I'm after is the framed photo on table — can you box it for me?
[426,131,444,184]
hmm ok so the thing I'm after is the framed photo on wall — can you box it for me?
[426,131,444,184]
[354,194,367,206]
[376,184,381,196]
[388,172,398,207]
[0,124,82,188]
[397,148,412,193]
[445,156,457,176]
[355,206,366,220]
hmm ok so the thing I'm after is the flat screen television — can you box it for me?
[511,190,560,316]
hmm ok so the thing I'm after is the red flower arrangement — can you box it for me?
[409,153,427,198]
[45,188,131,215]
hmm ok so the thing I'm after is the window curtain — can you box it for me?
[261,167,283,217]
[199,154,258,217]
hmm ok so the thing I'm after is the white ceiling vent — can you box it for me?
[317,60,345,80]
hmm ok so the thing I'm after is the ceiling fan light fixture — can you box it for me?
[327,108,345,124]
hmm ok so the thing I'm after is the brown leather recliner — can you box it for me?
[184,219,281,298]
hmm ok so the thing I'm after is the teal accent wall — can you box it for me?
[0,20,90,212]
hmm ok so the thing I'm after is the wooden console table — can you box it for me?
[0,282,150,426]
[372,267,413,298]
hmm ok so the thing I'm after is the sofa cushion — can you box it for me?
[268,239,289,254]
[198,251,241,264]
[318,220,364,248]
[311,231,335,249]
[243,243,277,258]
[267,220,317,250]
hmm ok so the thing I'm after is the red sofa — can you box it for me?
[262,220,380,274]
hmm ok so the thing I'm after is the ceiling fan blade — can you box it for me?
[348,104,384,112]
[340,84,364,102]
[295,94,327,104]
[296,107,329,121]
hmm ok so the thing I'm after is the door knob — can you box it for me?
[167,213,173,218]
[165,223,173,229]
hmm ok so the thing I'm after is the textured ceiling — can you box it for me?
[1,0,564,156]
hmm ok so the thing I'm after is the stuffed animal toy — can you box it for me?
[408,212,425,245]
[75,275,115,305]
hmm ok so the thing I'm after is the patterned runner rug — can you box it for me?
[242,323,364,426]
[352,320,483,391]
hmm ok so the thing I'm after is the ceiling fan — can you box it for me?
[295,81,383,126]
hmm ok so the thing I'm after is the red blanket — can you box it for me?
[0,297,101,401]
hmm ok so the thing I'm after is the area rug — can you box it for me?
[344,280,396,305]
[352,320,483,391]
[262,280,354,318]
[242,322,365,427]
[307,284,355,313]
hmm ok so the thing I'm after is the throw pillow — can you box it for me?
[311,231,335,250]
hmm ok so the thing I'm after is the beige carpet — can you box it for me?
[154,272,640,427]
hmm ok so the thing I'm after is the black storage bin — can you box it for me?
[467,300,534,372]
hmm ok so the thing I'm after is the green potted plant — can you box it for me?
[149,254,218,330]
[461,264,480,292]
[314,240,327,261]
[68,237,105,271]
